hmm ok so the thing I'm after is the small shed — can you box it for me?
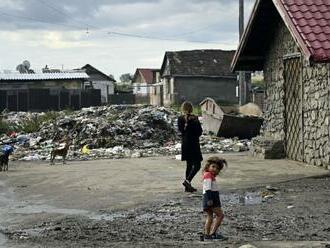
[200,98,263,139]
[82,64,115,104]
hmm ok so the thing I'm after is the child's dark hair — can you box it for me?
[203,156,227,172]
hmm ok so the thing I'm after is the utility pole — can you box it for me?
[238,0,251,105]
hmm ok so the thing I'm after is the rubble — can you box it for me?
[250,136,285,159]
[0,105,251,161]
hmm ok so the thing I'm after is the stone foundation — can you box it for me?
[250,136,285,159]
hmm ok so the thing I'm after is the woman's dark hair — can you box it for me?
[181,101,193,115]
[203,156,227,173]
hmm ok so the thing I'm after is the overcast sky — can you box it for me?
[0,0,255,79]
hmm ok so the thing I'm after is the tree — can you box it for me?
[109,74,115,81]
[119,73,133,83]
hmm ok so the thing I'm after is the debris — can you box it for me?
[81,145,90,155]
[261,191,274,199]
[239,245,258,248]
[200,98,263,139]
[0,105,252,161]
[250,136,285,159]
[175,155,181,160]
[244,192,262,205]
[266,185,279,192]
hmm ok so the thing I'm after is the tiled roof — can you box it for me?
[133,68,159,84]
[0,72,89,81]
[161,49,237,77]
[139,69,155,84]
[279,0,330,62]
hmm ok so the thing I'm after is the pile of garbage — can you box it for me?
[0,105,250,161]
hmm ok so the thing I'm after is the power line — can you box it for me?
[0,11,83,29]
[0,6,233,45]
[107,31,229,45]
[30,1,224,43]
[34,0,97,29]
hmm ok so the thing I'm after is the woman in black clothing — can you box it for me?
[178,101,203,192]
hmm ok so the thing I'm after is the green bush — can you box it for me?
[171,104,202,116]
[18,111,59,133]
[0,119,11,134]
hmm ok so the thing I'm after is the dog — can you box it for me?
[50,140,71,165]
[0,145,14,172]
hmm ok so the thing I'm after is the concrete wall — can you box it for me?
[132,83,150,95]
[91,80,114,103]
[150,84,163,106]
[171,77,238,106]
[263,19,330,168]
[162,77,174,106]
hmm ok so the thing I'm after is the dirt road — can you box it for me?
[0,153,329,247]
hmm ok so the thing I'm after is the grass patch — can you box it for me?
[18,111,60,133]
[0,119,11,134]
[171,104,202,116]
[63,107,74,116]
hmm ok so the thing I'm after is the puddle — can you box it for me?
[243,192,262,205]
[220,193,241,205]
[1,180,127,225]
[13,204,89,215]
[13,204,128,222]
[135,212,176,221]
[220,192,262,205]
[87,212,126,221]
[0,232,7,246]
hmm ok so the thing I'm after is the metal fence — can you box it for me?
[108,93,135,105]
[0,89,101,112]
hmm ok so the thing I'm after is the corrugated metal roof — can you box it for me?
[0,72,89,81]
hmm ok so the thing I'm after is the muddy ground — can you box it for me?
[0,154,330,247]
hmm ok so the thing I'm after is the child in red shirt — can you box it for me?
[202,156,228,240]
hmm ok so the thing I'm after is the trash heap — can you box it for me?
[0,105,250,161]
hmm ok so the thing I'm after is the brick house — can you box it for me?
[232,0,330,168]
[160,49,238,106]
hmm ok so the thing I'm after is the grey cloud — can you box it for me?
[0,0,255,43]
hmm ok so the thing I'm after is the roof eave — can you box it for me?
[231,0,262,72]
[272,0,312,62]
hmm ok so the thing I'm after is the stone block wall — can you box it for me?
[302,62,330,168]
[260,19,330,169]
[263,20,300,140]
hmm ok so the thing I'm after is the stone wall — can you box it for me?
[302,62,330,167]
[262,19,330,169]
[263,19,300,140]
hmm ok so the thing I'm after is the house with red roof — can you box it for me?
[132,68,160,104]
[232,0,330,168]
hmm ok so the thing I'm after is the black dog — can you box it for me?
[0,152,10,171]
